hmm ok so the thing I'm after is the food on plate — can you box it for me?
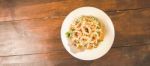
[66,16,105,50]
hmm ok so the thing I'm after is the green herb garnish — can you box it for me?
[66,32,71,38]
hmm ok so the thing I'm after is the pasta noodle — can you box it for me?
[66,16,105,49]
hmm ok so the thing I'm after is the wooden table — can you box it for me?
[0,0,150,66]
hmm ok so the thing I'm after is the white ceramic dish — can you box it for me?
[61,7,115,60]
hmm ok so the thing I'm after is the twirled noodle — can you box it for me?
[66,16,105,50]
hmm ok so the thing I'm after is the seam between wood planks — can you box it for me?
[0,44,149,57]
[0,51,68,58]
[112,43,150,48]
[105,7,150,12]
[0,7,150,23]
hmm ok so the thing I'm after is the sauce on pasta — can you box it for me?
[66,16,105,50]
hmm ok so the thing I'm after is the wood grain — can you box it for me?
[109,8,150,47]
[3,0,150,20]
[0,8,149,56]
[0,0,12,21]
[0,0,149,65]
[0,18,64,56]
[0,45,149,66]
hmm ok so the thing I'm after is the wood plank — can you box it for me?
[0,0,149,65]
[0,8,149,56]
[108,8,150,47]
[0,0,12,21]
[0,18,64,56]
[11,0,150,20]
[0,45,149,66]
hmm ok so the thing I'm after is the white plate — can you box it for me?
[61,7,115,60]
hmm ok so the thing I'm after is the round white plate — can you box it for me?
[61,7,115,60]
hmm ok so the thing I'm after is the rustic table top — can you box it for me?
[0,0,150,66]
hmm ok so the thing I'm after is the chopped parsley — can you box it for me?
[65,32,71,38]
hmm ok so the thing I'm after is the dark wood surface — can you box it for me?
[0,0,150,66]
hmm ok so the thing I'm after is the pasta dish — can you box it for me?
[66,16,105,50]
